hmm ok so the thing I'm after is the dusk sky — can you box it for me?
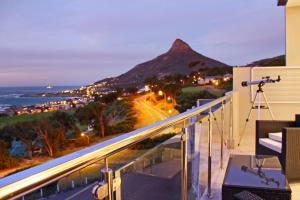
[0,0,285,86]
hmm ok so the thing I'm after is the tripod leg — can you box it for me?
[262,92,275,120]
[238,91,258,146]
[246,91,258,122]
[257,92,261,120]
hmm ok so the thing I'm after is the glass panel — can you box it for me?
[110,127,183,200]
[197,112,209,198]
[187,118,200,199]
[22,159,105,200]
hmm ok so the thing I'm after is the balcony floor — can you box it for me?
[198,124,300,200]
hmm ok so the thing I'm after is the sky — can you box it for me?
[0,0,285,86]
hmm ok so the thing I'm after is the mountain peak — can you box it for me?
[169,39,192,52]
[109,38,230,86]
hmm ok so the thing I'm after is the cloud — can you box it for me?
[0,0,285,86]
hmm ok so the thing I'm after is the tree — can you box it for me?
[102,93,118,104]
[125,86,138,95]
[49,111,77,132]
[10,122,36,159]
[163,83,181,104]
[33,119,65,157]
[75,102,106,137]
[144,76,163,93]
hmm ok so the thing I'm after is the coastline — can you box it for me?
[0,86,82,115]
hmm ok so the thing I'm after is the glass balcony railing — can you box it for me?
[0,92,234,200]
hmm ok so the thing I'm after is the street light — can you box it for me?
[158,90,167,110]
[81,132,90,145]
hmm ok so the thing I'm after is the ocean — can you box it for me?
[0,86,79,112]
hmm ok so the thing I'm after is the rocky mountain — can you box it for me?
[98,39,231,86]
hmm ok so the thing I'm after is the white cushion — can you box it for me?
[259,138,282,153]
[268,132,282,142]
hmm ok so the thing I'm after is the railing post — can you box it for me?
[228,97,234,149]
[197,99,201,107]
[105,169,114,200]
[105,158,114,200]
[221,102,224,169]
[40,188,43,198]
[207,108,213,198]
[181,127,188,200]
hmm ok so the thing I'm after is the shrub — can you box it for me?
[175,91,217,113]
[0,140,18,170]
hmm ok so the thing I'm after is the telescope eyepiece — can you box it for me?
[241,81,248,87]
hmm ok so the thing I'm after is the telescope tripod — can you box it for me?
[238,85,275,146]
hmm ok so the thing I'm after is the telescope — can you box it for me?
[241,75,281,87]
[238,75,281,146]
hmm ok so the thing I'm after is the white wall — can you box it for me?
[286,5,300,66]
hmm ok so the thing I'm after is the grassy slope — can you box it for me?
[181,86,223,97]
[0,112,54,128]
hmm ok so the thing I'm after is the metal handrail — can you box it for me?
[0,92,232,199]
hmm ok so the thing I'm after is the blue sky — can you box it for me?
[0,0,285,86]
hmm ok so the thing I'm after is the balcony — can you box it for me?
[0,65,299,200]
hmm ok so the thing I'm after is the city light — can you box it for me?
[144,85,150,91]
[158,90,163,96]
[223,77,230,82]
[81,133,85,137]
[167,96,171,101]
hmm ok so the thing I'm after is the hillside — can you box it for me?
[246,55,285,67]
[98,39,230,86]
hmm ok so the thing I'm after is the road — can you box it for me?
[133,93,174,129]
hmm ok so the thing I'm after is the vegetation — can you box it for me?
[124,86,138,94]
[2,122,36,159]
[0,97,138,170]
[182,86,204,93]
[75,102,106,137]
[0,112,53,129]
[34,112,78,157]
[145,75,182,102]
[248,55,285,67]
[188,65,232,76]
[104,100,137,135]
[175,91,217,113]
[217,79,233,91]
[0,112,79,158]
[0,140,18,170]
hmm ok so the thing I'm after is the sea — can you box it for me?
[0,86,80,112]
